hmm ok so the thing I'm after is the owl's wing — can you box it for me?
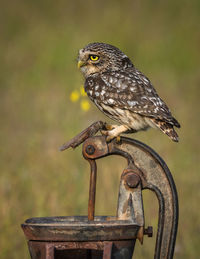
[85,70,180,127]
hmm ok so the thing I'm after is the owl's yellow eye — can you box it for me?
[89,55,99,61]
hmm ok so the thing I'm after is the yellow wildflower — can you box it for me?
[70,87,90,111]
[80,85,87,97]
[70,90,80,102]
[80,100,90,111]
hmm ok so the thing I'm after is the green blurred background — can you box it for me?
[1,0,200,258]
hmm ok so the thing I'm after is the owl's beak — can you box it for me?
[78,60,86,69]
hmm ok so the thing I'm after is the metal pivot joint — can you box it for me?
[22,123,178,259]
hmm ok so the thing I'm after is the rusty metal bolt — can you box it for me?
[85,145,95,155]
[125,173,141,188]
[144,226,153,237]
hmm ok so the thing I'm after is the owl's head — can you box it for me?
[77,42,133,77]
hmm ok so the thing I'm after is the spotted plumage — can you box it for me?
[77,42,180,142]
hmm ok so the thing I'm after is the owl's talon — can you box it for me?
[106,135,121,143]
[116,136,121,142]
[105,124,118,130]
[106,135,114,142]
[105,135,121,143]
[105,124,113,130]
[103,125,129,142]
[101,130,109,136]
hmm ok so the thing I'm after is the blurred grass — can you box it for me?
[0,0,200,258]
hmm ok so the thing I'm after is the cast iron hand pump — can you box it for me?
[22,121,178,259]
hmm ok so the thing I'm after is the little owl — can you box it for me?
[77,42,180,142]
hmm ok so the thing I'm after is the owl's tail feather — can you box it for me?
[152,119,179,142]
[171,117,181,128]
